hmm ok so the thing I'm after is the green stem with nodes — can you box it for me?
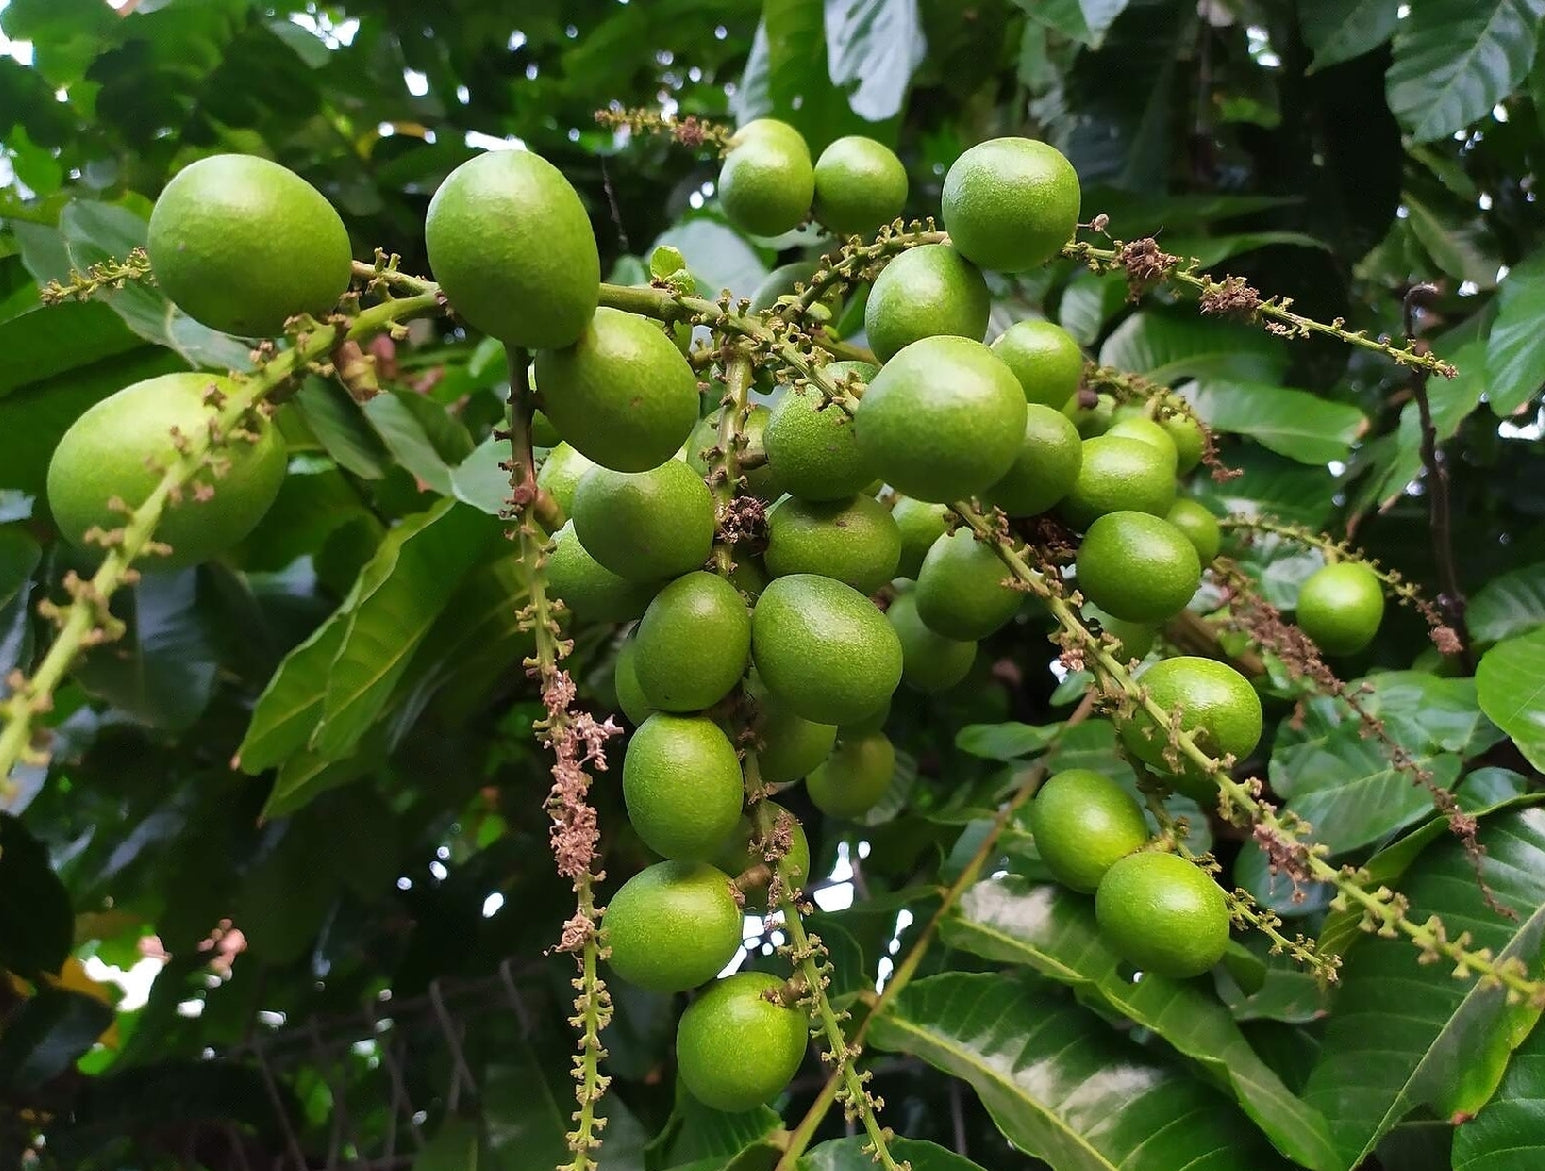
[711,350,753,576]
[38,246,153,305]
[0,286,442,797]
[785,224,948,321]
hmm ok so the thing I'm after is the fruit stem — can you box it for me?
[0,286,443,797]
[710,348,753,577]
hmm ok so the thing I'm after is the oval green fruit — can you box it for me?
[425,149,599,349]
[1065,391,1118,438]
[892,497,950,579]
[1077,512,1200,624]
[990,319,1084,408]
[813,135,908,237]
[916,527,1027,640]
[719,130,814,237]
[1095,851,1231,978]
[677,971,809,1112]
[887,590,976,694]
[604,860,742,992]
[1028,769,1149,893]
[806,732,896,819]
[1106,416,1180,469]
[634,572,751,712]
[941,137,1081,273]
[863,244,990,363]
[1164,498,1221,566]
[1120,656,1262,786]
[536,442,596,517]
[613,634,656,726]
[1060,434,1178,529]
[623,713,745,860]
[535,308,700,472]
[546,520,658,624]
[713,801,811,910]
[984,403,1083,517]
[855,336,1027,503]
[763,364,878,501]
[1295,561,1385,656]
[571,461,714,582]
[47,373,286,569]
[147,154,352,337]
[1084,603,1157,663]
[751,574,902,726]
[747,673,838,784]
[764,494,901,595]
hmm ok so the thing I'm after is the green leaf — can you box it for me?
[825,0,926,121]
[412,1116,481,1171]
[1387,0,1545,144]
[943,877,1339,1170]
[800,1137,985,1170]
[1303,808,1545,1166]
[1018,0,1130,49]
[954,721,1059,761]
[868,972,1294,1170]
[1404,186,1502,288]
[1194,446,1338,529]
[0,813,73,976]
[1098,311,1289,386]
[1181,379,1366,464]
[0,291,143,399]
[652,219,768,301]
[480,1052,572,1167]
[1299,0,1398,72]
[294,379,392,480]
[1165,232,1329,268]
[363,391,474,496]
[1470,562,1545,643]
[236,606,350,774]
[1451,1017,1545,1169]
[1477,627,1545,772]
[1354,671,1504,757]
[449,436,512,515]
[0,989,113,1091]
[0,525,41,609]
[1487,247,1545,415]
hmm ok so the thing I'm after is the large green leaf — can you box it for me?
[1470,562,1545,644]
[1018,0,1130,50]
[0,989,113,1091]
[942,876,1339,1170]
[737,1,878,156]
[0,813,73,976]
[1298,0,1397,71]
[1386,0,1545,144]
[1476,627,1545,773]
[954,721,1060,762]
[1303,808,1545,1167]
[1451,1017,1545,1169]
[824,0,926,121]
[1195,446,1338,528]
[800,1137,984,1170]
[0,525,41,609]
[1488,247,1545,415]
[1098,311,1288,386]
[1181,380,1366,464]
[868,972,1293,1170]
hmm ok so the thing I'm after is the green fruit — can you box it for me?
[1120,656,1262,785]
[990,319,1083,409]
[1060,435,1178,529]
[750,260,822,314]
[614,635,656,726]
[1084,604,1157,662]
[536,442,596,517]
[546,521,658,623]
[1027,769,1149,893]
[941,137,1081,273]
[1065,391,1118,438]
[733,118,810,152]
[686,403,782,502]
[633,572,751,712]
[856,336,1027,503]
[887,590,976,693]
[1106,416,1180,469]
[1095,851,1231,978]
[713,801,811,909]
[147,154,352,337]
[571,461,714,582]
[531,409,563,448]
[677,971,808,1111]
[841,696,891,736]
[1163,412,1206,475]
[1295,561,1385,655]
[892,497,951,578]
[863,244,990,363]
[425,149,599,349]
[984,403,1083,517]
[807,732,895,819]
[747,673,838,784]
[624,713,745,860]
[1164,498,1221,566]
[719,128,814,237]
[764,495,901,595]
[916,527,1027,640]
[751,574,902,726]
[604,861,742,992]
[1077,512,1200,624]
[47,373,286,569]
[763,365,879,501]
[534,308,700,472]
[813,135,908,237]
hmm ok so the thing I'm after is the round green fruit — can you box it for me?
[747,674,838,784]
[531,410,563,448]
[546,521,658,624]
[713,801,811,909]
[47,373,286,569]
[536,442,596,517]
[1105,416,1179,468]
[613,635,656,726]
[147,154,352,337]
[425,149,599,349]
[941,137,1080,272]
[633,572,751,712]
[604,861,742,992]
[892,497,951,579]
[1084,604,1157,663]
[534,308,700,472]
[863,244,990,363]
[1164,498,1221,566]
[686,403,782,503]
[1121,656,1262,784]
[764,494,901,595]
[1065,391,1118,438]
[887,590,976,694]
[763,365,878,501]
[571,460,714,582]
[916,527,1027,640]
[1060,435,1178,529]
[1028,769,1149,893]
[1095,851,1231,978]
[813,135,908,237]
[856,335,1027,503]
[1076,512,1200,624]
[990,319,1084,409]
[719,127,814,237]
[1295,561,1385,656]
[1159,411,1205,474]
[984,403,1083,517]
[623,713,745,860]
[807,732,896,819]
[751,574,902,726]
[676,971,809,1112]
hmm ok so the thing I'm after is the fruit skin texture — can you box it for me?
[536,442,596,517]
[763,364,878,501]
[713,801,811,910]
[813,136,908,237]
[887,590,976,694]
[942,137,1081,273]
[719,127,814,237]
[1095,851,1231,978]
[1165,498,1221,566]
[571,461,714,582]
[47,373,286,569]
[985,403,1083,517]
[1077,512,1201,624]
[623,714,745,860]
[764,494,901,595]
[751,574,902,726]
[892,497,950,579]
[807,732,896,819]
[147,154,353,337]
[1060,435,1178,529]
[634,572,751,712]
[613,636,655,726]
[687,404,782,502]
[916,527,1027,640]
[1295,562,1385,655]
[990,319,1084,408]
[1028,769,1149,893]
[1106,416,1180,468]
[1121,657,1262,788]
[676,971,809,1112]
[863,244,990,363]
[425,150,599,349]
[604,861,742,992]
[546,521,658,624]
[1085,604,1156,662]
[747,675,838,784]
[535,308,700,472]
[856,336,1028,503]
